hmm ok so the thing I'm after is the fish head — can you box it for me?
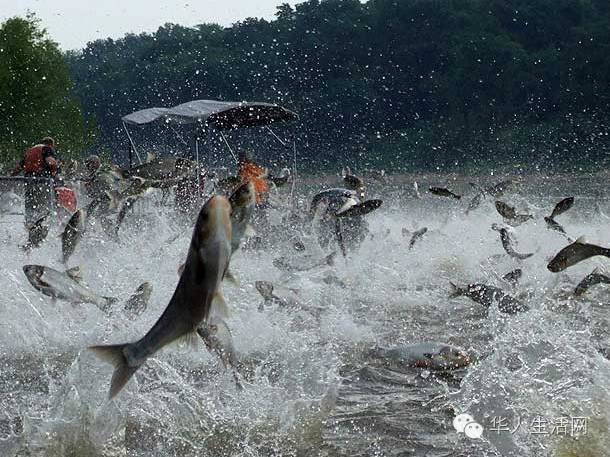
[23,265,44,284]
[437,345,471,369]
[547,243,576,272]
[194,196,232,271]
[229,181,256,211]
[197,195,232,239]
[547,253,568,272]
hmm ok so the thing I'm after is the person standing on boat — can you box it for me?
[238,150,269,204]
[10,137,59,227]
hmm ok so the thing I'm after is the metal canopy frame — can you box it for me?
[121,100,298,199]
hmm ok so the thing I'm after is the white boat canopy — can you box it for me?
[122,99,297,129]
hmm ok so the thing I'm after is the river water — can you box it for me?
[1,173,609,457]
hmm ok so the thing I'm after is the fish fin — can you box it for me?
[244,224,256,237]
[448,282,462,298]
[89,344,139,399]
[179,330,201,349]
[575,236,586,244]
[336,200,355,216]
[146,152,156,163]
[225,269,240,286]
[211,292,230,318]
[65,266,82,282]
[337,200,382,217]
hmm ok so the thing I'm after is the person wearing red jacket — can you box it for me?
[11,137,59,227]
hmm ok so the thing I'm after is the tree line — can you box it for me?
[0,15,94,167]
[2,1,609,172]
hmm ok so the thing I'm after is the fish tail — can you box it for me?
[89,344,139,399]
[448,282,462,298]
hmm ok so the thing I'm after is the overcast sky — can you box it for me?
[0,0,299,50]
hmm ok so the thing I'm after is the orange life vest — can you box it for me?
[23,145,46,174]
[239,161,269,203]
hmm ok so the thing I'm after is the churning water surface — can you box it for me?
[1,173,610,457]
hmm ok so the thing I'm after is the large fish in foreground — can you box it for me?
[90,195,233,398]
[547,237,610,272]
[23,265,116,312]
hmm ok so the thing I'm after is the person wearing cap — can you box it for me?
[237,150,269,204]
[10,137,59,227]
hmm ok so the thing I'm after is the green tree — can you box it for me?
[0,14,94,165]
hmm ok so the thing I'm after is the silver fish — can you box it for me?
[61,195,111,263]
[495,201,533,226]
[548,237,610,272]
[372,342,471,371]
[402,227,428,250]
[574,269,610,296]
[90,195,232,398]
[449,282,528,314]
[429,187,461,199]
[23,265,116,312]
[228,181,255,254]
[549,197,574,219]
[196,317,242,388]
[544,216,566,235]
[115,195,139,236]
[61,208,87,264]
[273,252,336,272]
[255,281,303,310]
[499,228,533,260]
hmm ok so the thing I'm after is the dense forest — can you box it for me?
[3,0,610,172]
[0,16,94,165]
[65,0,610,172]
